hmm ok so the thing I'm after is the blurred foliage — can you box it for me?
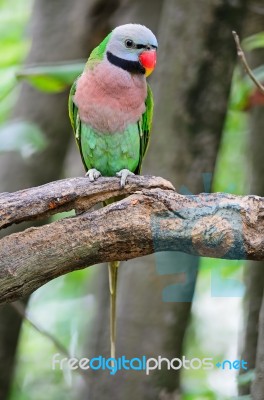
[0,120,47,157]
[1,1,263,397]
[182,393,219,400]
[243,32,264,51]
[16,62,85,93]
[0,0,32,122]
[11,268,96,400]
[229,66,264,112]
[0,0,46,158]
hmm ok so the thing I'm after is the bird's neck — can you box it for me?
[106,51,145,75]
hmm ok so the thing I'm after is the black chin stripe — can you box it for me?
[107,51,145,74]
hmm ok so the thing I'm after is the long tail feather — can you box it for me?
[108,261,120,360]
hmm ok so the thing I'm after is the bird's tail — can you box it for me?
[108,261,120,360]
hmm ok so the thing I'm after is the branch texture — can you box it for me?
[0,175,174,229]
[0,176,264,303]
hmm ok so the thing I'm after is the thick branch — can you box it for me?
[0,177,264,303]
[0,175,174,229]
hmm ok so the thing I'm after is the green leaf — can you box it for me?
[0,120,47,157]
[16,61,85,93]
[243,32,264,51]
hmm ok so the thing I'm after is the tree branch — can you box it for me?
[0,175,174,230]
[232,30,264,94]
[0,176,264,304]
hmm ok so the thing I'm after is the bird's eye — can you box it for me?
[125,39,134,48]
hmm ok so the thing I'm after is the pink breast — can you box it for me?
[74,60,147,133]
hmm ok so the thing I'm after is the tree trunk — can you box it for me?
[82,1,250,399]
[247,61,264,400]
[252,289,264,399]
[241,103,264,397]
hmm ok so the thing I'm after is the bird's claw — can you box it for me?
[116,169,134,188]
[85,168,102,182]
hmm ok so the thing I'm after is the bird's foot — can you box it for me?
[85,168,102,182]
[116,169,134,188]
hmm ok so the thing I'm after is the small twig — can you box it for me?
[232,31,264,94]
[12,301,88,382]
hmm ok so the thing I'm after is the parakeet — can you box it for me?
[69,24,158,360]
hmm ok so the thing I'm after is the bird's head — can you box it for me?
[106,24,158,77]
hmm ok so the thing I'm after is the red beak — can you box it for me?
[139,50,157,77]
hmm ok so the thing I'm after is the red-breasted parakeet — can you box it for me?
[69,23,158,360]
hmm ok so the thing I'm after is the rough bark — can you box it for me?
[0,176,173,230]
[0,0,121,398]
[1,177,264,304]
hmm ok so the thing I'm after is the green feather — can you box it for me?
[80,123,140,176]
[86,32,112,70]
[68,79,78,133]
[68,79,87,170]
[136,83,154,173]
[68,79,154,175]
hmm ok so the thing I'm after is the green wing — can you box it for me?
[68,77,88,171]
[136,84,154,174]
[86,33,112,70]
